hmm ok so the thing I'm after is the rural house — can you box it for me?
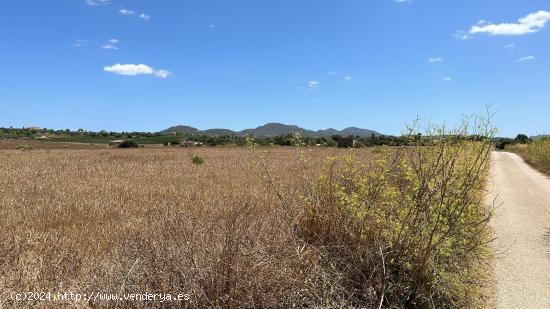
[337,137,357,148]
[181,140,204,147]
[108,140,124,147]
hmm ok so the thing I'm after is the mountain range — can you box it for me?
[161,123,382,138]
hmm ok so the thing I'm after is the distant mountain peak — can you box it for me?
[162,123,382,137]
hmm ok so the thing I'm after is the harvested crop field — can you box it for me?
[0,140,493,308]
[0,140,110,150]
[0,147,361,307]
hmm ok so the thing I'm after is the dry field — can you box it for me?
[0,139,493,308]
[0,146,362,308]
[0,140,110,150]
[507,139,550,175]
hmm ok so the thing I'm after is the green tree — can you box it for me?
[514,134,530,144]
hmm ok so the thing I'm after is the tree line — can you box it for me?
[2,127,533,148]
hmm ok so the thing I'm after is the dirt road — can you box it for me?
[488,151,550,308]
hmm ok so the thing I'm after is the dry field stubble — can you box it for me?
[0,135,493,308]
[508,139,550,175]
[0,140,109,150]
[0,146,369,308]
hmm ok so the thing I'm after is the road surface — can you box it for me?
[488,151,550,308]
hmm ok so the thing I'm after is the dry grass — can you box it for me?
[0,146,371,307]
[508,139,550,175]
[0,140,109,150]
[0,137,493,308]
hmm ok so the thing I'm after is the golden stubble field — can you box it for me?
[0,137,494,308]
[0,145,369,307]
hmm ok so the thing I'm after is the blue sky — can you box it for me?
[1,0,549,136]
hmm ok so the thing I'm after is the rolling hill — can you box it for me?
[162,123,382,137]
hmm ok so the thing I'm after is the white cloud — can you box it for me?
[515,56,536,62]
[101,44,118,50]
[308,80,319,89]
[428,57,443,63]
[119,9,135,15]
[344,76,357,85]
[504,43,516,48]
[73,39,90,48]
[86,0,109,6]
[328,70,336,76]
[154,70,172,78]
[442,77,452,81]
[208,24,216,29]
[103,64,171,78]
[469,10,550,36]
[119,9,151,21]
[394,0,412,3]
[101,39,119,50]
[104,64,152,76]
[454,30,473,40]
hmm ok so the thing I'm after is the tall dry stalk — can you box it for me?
[250,115,496,308]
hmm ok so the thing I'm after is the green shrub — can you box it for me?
[254,119,494,308]
[16,144,33,151]
[192,155,204,165]
[118,140,139,148]
[370,146,383,154]
[514,133,530,144]
[494,138,512,150]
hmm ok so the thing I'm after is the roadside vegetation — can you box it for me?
[493,134,530,150]
[507,137,550,175]
[249,119,495,308]
[0,119,495,308]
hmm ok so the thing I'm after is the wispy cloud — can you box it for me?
[328,71,337,76]
[103,64,172,78]
[119,9,136,15]
[469,10,550,36]
[154,70,171,78]
[504,43,516,48]
[101,38,119,50]
[344,76,356,85]
[442,77,453,81]
[428,57,443,63]
[86,0,110,6]
[515,56,536,62]
[454,30,473,40]
[394,0,412,3]
[308,80,320,89]
[73,39,90,48]
[119,8,151,21]
[101,45,118,50]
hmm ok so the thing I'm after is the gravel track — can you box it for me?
[488,151,550,308]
